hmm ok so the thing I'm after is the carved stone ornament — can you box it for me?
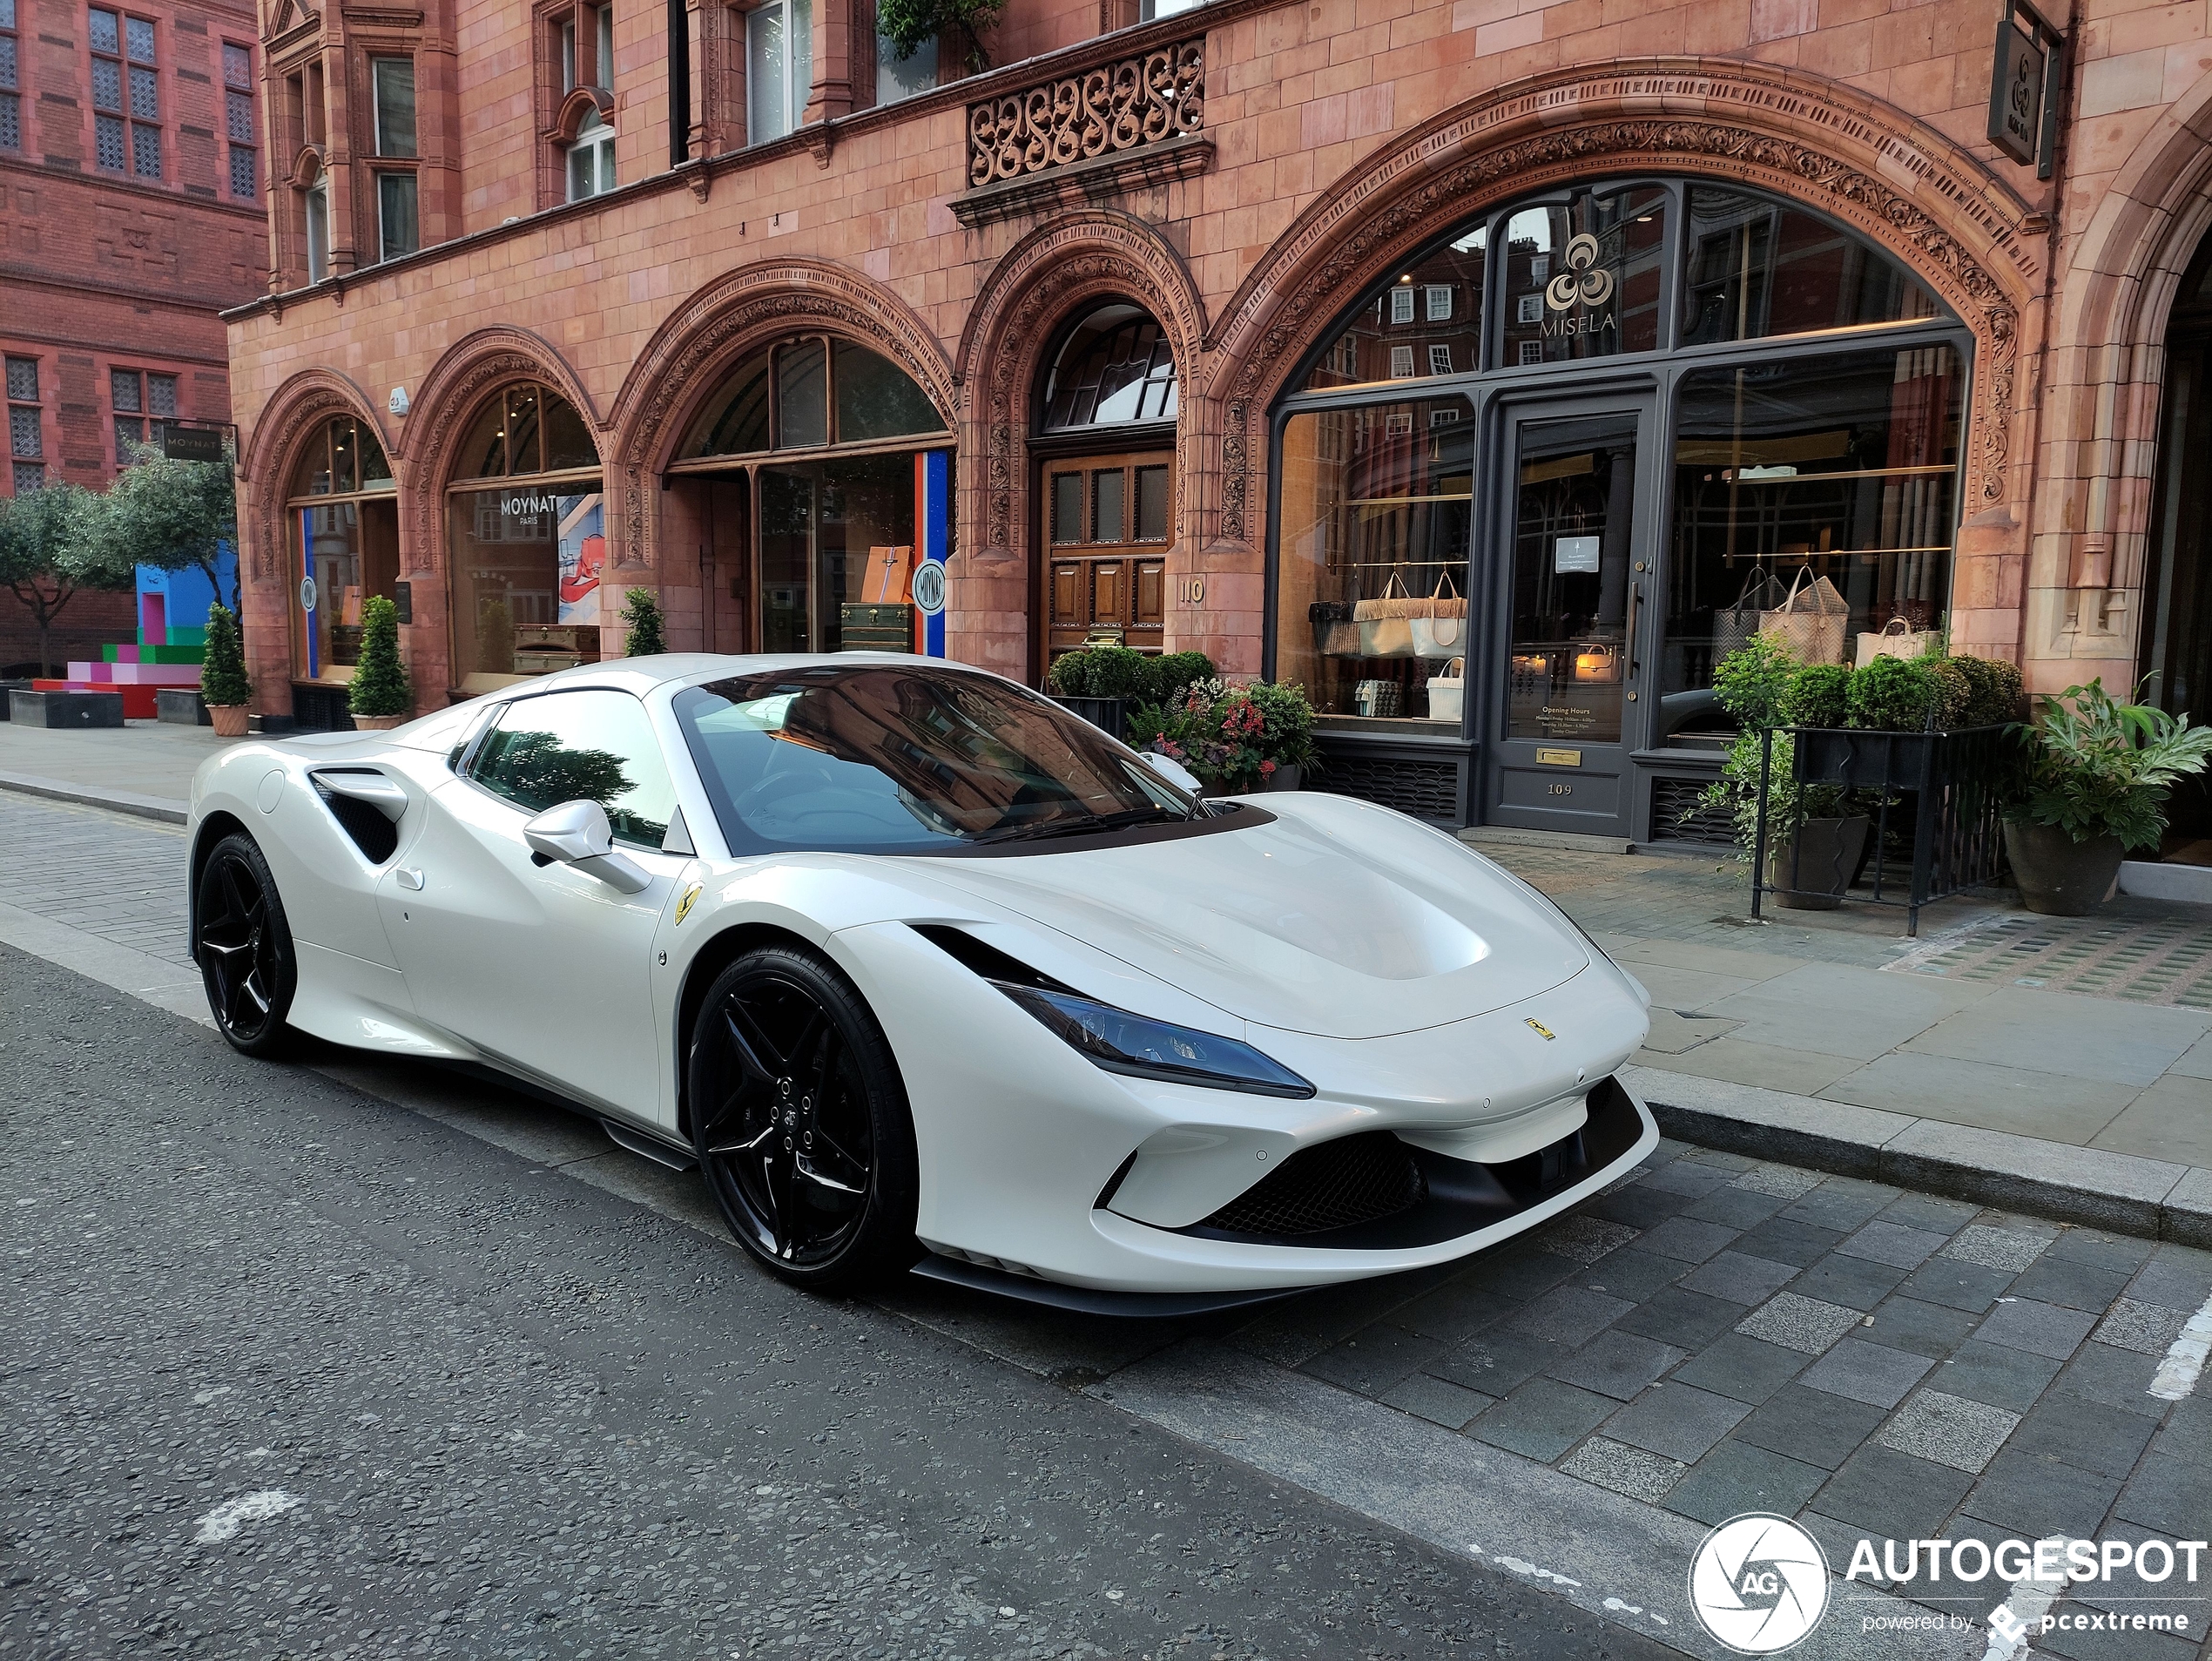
[607,261,957,571]
[968,38,1203,190]
[955,213,1206,558]
[1207,66,2039,545]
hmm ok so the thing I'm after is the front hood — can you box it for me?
[913,794,1588,1039]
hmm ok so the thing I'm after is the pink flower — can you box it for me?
[1260,759,1277,774]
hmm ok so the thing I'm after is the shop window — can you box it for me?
[1681,186,1942,346]
[448,382,605,688]
[1499,186,1667,368]
[111,367,177,463]
[566,108,616,200]
[90,7,160,179]
[1276,398,1473,723]
[1303,228,1485,393]
[1662,342,1963,719]
[7,354,43,492]
[1041,306,1177,431]
[1,0,21,154]
[746,0,811,144]
[286,415,399,685]
[222,42,256,199]
[470,688,676,847]
[676,337,943,458]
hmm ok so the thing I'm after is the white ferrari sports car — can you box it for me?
[186,655,1655,1313]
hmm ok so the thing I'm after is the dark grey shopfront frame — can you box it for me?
[1259,174,1978,841]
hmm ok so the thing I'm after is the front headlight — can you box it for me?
[993,982,1315,1099]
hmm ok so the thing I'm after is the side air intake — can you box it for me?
[310,771,404,863]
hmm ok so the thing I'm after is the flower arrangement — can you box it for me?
[1129,678,1317,793]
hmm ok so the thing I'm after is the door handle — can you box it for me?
[1624,585,1642,676]
[396,867,425,891]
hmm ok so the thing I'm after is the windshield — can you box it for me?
[672,664,1200,854]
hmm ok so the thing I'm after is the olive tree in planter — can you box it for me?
[200,602,253,738]
[347,595,411,731]
[2004,680,2212,915]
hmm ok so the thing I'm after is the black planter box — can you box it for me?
[157,687,211,725]
[0,679,32,720]
[10,689,125,728]
[1053,696,1128,741]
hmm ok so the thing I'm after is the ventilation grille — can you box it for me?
[1200,1131,1426,1238]
[1649,774,1734,846]
[311,776,401,863]
[1315,757,1461,820]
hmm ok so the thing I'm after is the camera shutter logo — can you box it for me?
[1689,1514,1830,1654]
[1545,233,1615,312]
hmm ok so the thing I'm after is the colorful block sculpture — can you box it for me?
[31,551,236,719]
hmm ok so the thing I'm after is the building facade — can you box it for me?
[1,0,268,668]
[220,0,2212,846]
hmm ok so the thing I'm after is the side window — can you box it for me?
[469,689,677,848]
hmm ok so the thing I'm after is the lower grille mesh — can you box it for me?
[1201,1131,1426,1237]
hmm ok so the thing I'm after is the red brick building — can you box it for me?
[219,0,2212,844]
[0,0,267,669]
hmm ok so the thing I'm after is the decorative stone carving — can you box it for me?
[967,39,1203,190]
[1208,66,2040,545]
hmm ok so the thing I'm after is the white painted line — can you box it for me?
[2148,1291,2212,1402]
[1979,1536,2068,1661]
[193,1489,301,1543]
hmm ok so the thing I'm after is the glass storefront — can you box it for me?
[287,415,398,685]
[447,382,604,689]
[670,335,948,653]
[1269,177,1971,833]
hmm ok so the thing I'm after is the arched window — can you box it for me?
[677,335,945,459]
[286,415,397,690]
[447,381,605,690]
[567,107,615,201]
[1041,305,1177,431]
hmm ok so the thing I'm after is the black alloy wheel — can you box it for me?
[195,833,298,1057]
[688,946,918,1289]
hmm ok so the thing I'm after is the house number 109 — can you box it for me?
[1549,783,1574,794]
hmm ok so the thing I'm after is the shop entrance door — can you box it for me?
[1042,450,1173,668]
[1484,398,1656,837]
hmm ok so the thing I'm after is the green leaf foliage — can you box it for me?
[1847,654,1937,732]
[2010,679,2212,850]
[200,602,252,708]
[1952,653,2026,727]
[0,484,125,675]
[1777,663,1850,730]
[1923,656,1973,729]
[1150,651,1217,705]
[1712,634,1797,731]
[623,588,666,658]
[1127,678,1314,792]
[874,0,1003,71]
[75,445,239,611]
[1691,730,1851,865]
[347,594,411,717]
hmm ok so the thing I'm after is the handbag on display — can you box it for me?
[1713,568,1787,662]
[1309,600,1360,658]
[1353,571,1418,659]
[1408,569,1469,660]
[1854,614,1942,667]
[1758,567,1850,665]
[1426,657,1466,723]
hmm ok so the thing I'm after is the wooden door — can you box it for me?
[1044,450,1173,665]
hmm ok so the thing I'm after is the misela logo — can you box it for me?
[1689,1514,1831,1654]
[1544,233,1615,313]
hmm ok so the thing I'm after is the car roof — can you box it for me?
[495,652,1006,699]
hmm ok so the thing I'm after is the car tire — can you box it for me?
[194,832,299,1058]
[688,944,920,1292]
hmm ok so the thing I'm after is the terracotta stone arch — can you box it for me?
[2032,66,2212,680]
[607,258,956,575]
[241,368,395,587]
[404,326,605,571]
[954,210,1207,566]
[1206,58,2042,561]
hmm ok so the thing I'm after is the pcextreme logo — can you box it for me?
[1689,1514,1830,1654]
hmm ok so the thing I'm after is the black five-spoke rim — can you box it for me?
[198,850,280,1040]
[699,973,874,1266]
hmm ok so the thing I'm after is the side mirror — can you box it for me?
[1141,749,1204,796]
[523,799,652,895]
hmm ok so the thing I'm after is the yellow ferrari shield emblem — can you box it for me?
[675,882,703,926]
[1525,1018,1556,1041]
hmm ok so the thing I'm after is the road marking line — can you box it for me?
[1980,1536,2068,1661]
[2148,1290,2212,1402]
[192,1489,300,1544]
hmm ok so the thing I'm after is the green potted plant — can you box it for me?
[623,588,666,658]
[347,594,411,731]
[2003,679,2212,915]
[1128,678,1316,795]
[1047,644,1154,741]
[199,601,253,738]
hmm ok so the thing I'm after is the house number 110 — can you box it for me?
[1177,577,1205,605]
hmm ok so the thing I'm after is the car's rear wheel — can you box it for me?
[195,833,297,1057]
[688,945,919,1290]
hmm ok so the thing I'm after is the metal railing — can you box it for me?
[1751,723,2013,936]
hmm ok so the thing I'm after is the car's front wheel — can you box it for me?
[688,945,919,1291]
[195,832,298,1057]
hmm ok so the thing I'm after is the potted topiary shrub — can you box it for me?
[1048,644,1153,740]
[623,588,666,658]
[200,601,253,738]
[2003,679,2212,915]
[347,594,411,731]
